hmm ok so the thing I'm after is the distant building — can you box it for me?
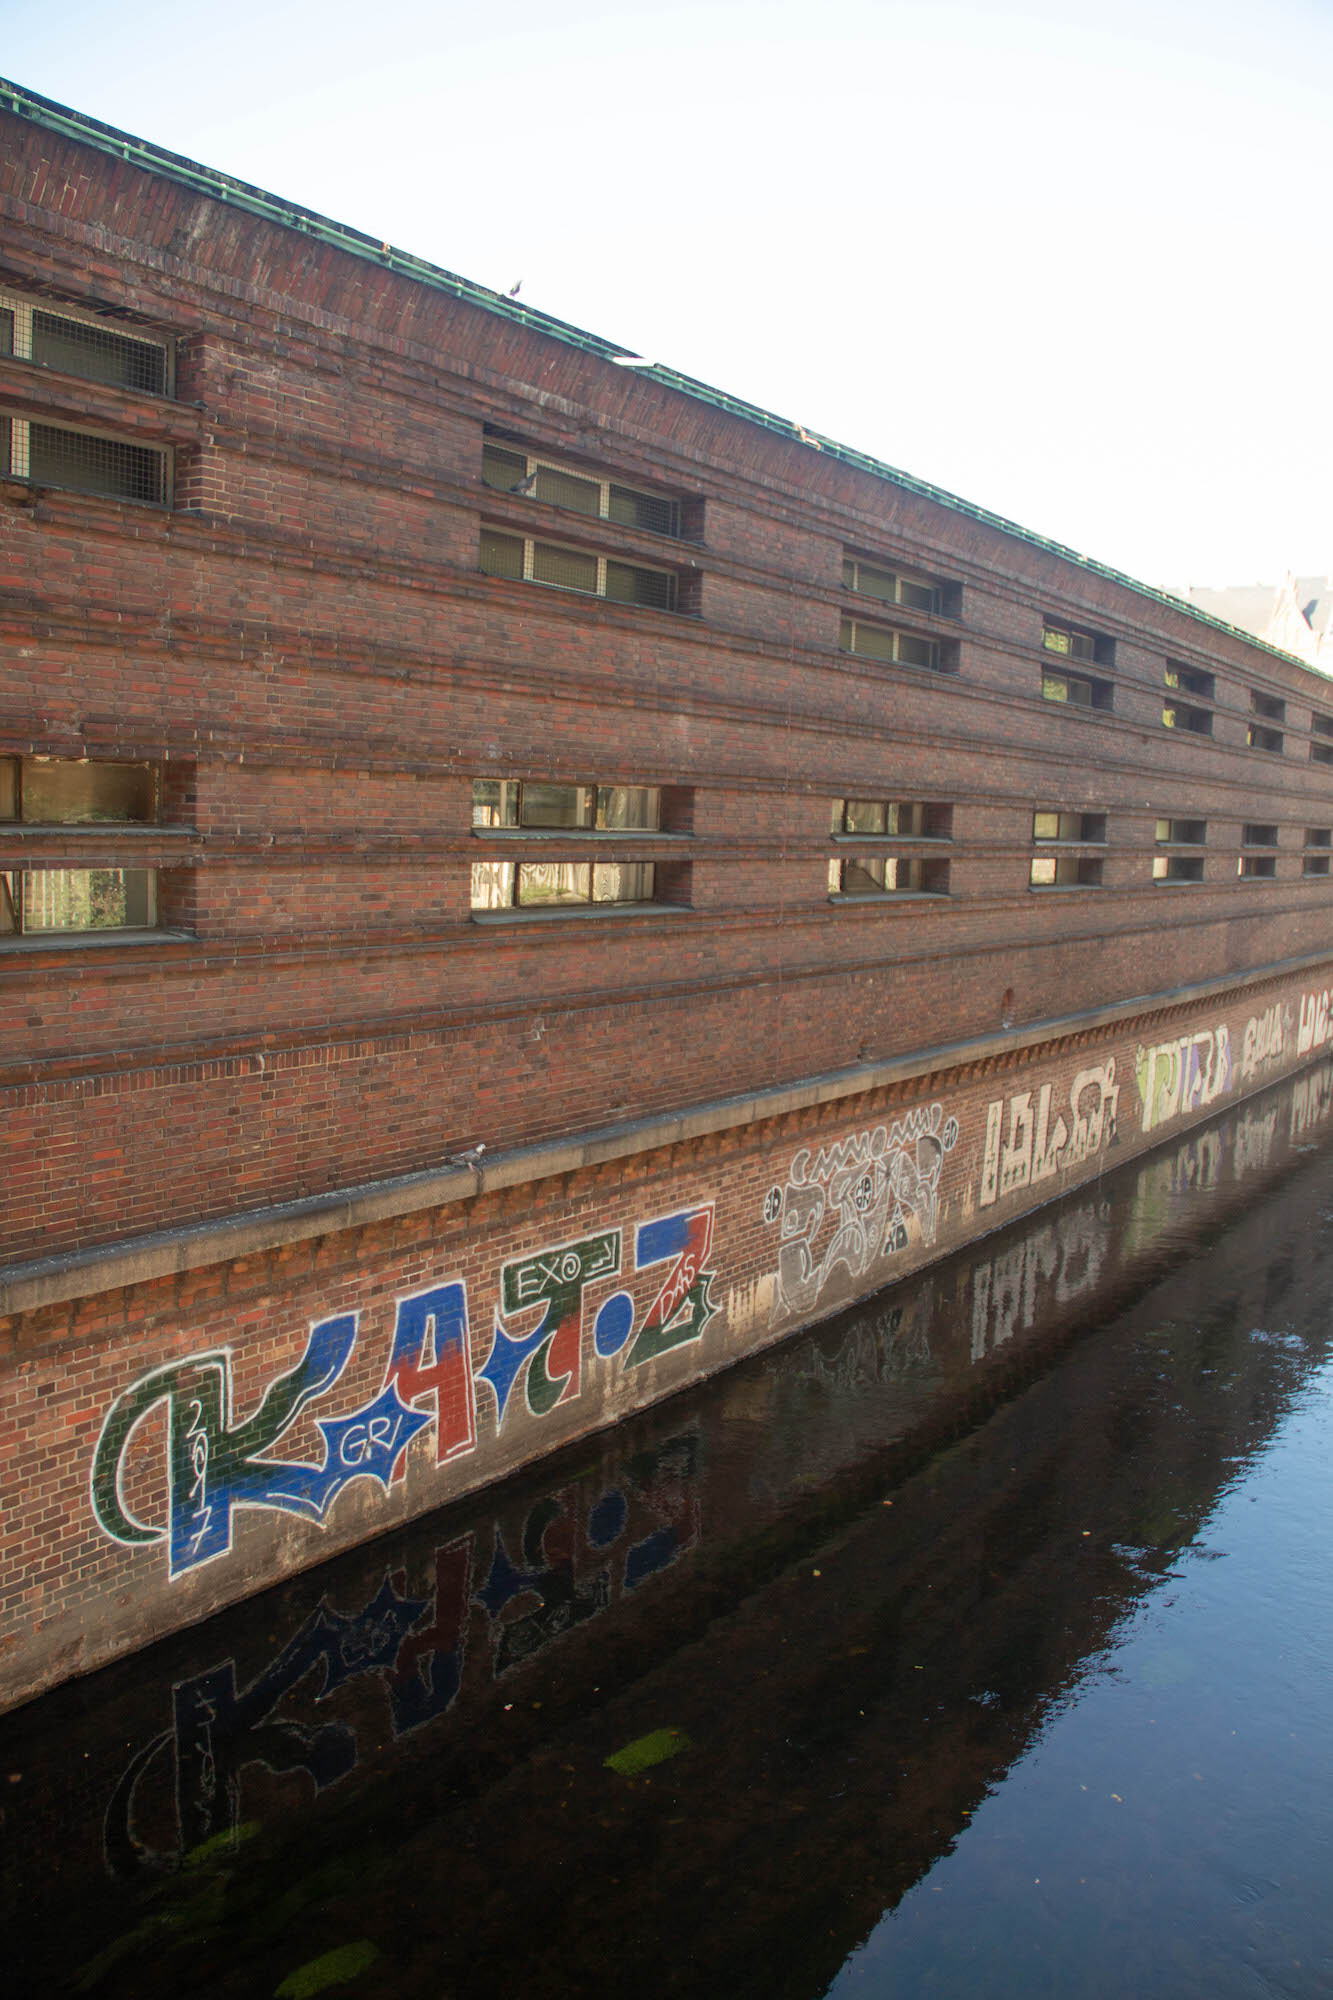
[1183,575,1333,673]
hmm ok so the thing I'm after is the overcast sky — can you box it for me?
[6,0,1331,592]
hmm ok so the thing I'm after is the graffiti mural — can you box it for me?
[979,1060,1119,1208]
[92,1282,474,1578]
[1135,1026,1233,1134]
[1297,986,1333,1058]
[104,1433,700,1878]
[765,1104,959,1320]
[92,1209,718,1576]
[1240,1001,1291,1082]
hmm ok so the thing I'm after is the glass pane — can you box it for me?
[593,862,654,903]
[596,786,659,829]
[481,444,526,491]
[896,634,937,670]
[519,783,593,828]
[841,856,887,894]
[21,867,154,931]
[0,308,12,357]
[0,758,16,820]
[855,562,898,603]
[0,872,15,932]
[517,861,591,906]
[533,465,601,515]
[1033,811,1061,841]
[844,800,887,834]
[28,425,164,503]
[848,622,896,663]
[604,562,675,610]
[828,858,842,893]
[479,530,524,580]
[471,779,518,828]
[1030,856,1058,885]
[607,485,677,536]
[31,311,166,394]
[886,802,921,836]
[1043,627,1072,655]
[21,757,156,824]
[898,578,937,613]
[470,859,514,909]
[531,543,598,593]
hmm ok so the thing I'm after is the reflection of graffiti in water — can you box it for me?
[767,1104,959,1319]
[104,1433,700,1879]
[971,1202,1110,1360]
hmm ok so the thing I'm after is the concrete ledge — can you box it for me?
[5,948,1330,1317]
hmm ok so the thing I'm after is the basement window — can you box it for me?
[839,616,947,673]
[480,529,678,610]
[482,440,681,538]
[0,288,170,394]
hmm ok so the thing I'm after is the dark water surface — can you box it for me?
[8,1063,1333,1998]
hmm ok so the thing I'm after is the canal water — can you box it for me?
[7,1061,1333,1998]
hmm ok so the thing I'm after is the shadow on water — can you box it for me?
[8,1061,1333,1997]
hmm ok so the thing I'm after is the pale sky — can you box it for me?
[6,0,1331,592]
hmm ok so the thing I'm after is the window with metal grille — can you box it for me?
[838,616,942,672]
[1,868,157,935]
[2,415,167,503]
[842,555,943,616]
[829,854,950,896]
[480,528,677,610]
[1041,667,1113,710]
[0,288,170,394]
[830,798,952,839]
[1,755,158,824]
[482,440,681,538]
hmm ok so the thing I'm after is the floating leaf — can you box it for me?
[275,1939,381,1998]
[604,1728,691,1776]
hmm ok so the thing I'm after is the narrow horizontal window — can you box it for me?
[482,440,681,538]
[1030,855,1103,887]
[1041,668,1112,710]
[1032,809,1106,843]
[842,555,942,615]
[1241,824,1278,847]
[1,287,170,395]
[2,415,167,504]
[480,529,678,610]
[1237,855,1276,879]
[1162,702,1212,735]
[1,755,158,824]
[470,858,656,911]
[829,855,949,896]
[471,779,660,831]
[1155,817,1206,846]
[1251,690,1285,721]
[839,616,943,672]
[1306,827,1332,847]
[1042,622,1108,665]
[1153,855,1204,883]
[1311,743,1333,767]
[1313,712,1333,738]
[832,798,952,839]
[1248,723,1284,754]
[1165,662,1215,700]
[1304,854,1330,877]
[1,866,157,934]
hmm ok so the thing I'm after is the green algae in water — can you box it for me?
[274,1939,381,1997]
[604,1727,691,1775]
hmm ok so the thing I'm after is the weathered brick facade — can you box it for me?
[3,82,1333,1705]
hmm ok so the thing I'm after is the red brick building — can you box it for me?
[3,79,1332,1706]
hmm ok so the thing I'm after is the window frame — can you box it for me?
[841,554,942,617]
[838,615,946,674]
[1,411,170,505]
[828,853,951,899]
[481,439,682,539]
[0,287,173,396]
[479,527,679,611]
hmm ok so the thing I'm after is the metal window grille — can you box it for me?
[3,415,167,502]
[1,290,169,393]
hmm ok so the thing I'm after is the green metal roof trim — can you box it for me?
[0,75,1317,677]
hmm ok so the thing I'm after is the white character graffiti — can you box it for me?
[1240,1002,1290,1082]
[1297,987,1333,1058]
[766,1104,959,1320]
[979,1059,1119,1208]
[1136,1025,1232,1134]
